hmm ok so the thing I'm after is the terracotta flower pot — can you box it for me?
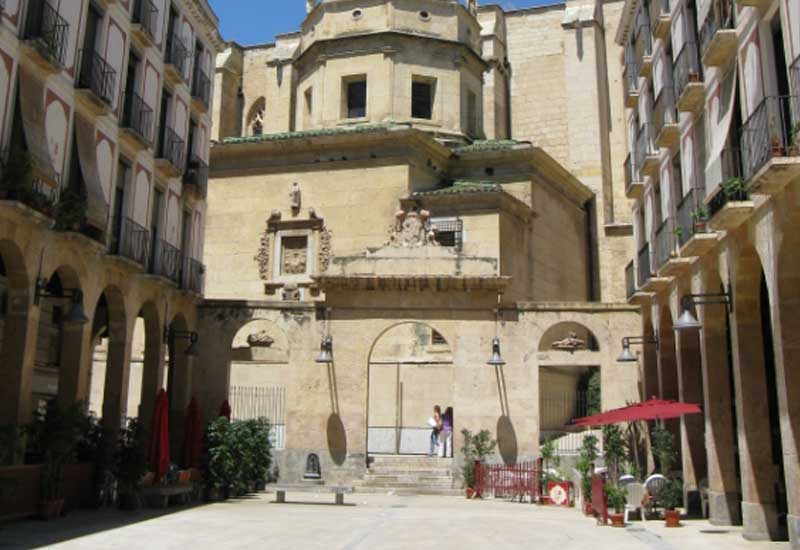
[664,509,681,527]
[583,500,594,516]
[39,499,64,520]
[465,487,476,499]
[610,513,625,527]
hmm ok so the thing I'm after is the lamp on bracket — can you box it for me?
[674,288,733,332]
[487,293,506,367]
[165,327,200,357]
[316,307,334,364]
[34,278,90,325]
[617,336,659,363]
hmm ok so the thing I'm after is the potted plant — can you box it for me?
[658,479,684,527]
[204,417,234,501]
[460,428,497,499]
[576,434,599,515]
[650,422,676,475]
[722,176,747,201]
[605,484,627,527]
[691,206,709,233]
[114,418,148,510]
[54,184,88,232]
[25,401,86,520]
[789,122,800,155]
[602,424,628,484]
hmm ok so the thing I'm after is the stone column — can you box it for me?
[656,307,682,468]
[57,320,92,407]
[101,316,133,446]
[139,329,166,435]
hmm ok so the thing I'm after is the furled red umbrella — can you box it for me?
[182,397,202,469]
[219,399,232,420]
[148,389,171,482]
[572,398,702,428]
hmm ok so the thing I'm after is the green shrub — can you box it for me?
[113,418,148,497]
[605,484,627,513]
[460,428,497,489]
[650,422,676,475]
[657,479,684,510]
[602,424,628,483]
[576,434,600,501]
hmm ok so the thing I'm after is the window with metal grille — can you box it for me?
[432,218,463,249]
[412,80,434,119]
[346,79,367,118]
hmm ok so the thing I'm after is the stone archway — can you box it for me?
[367,322,454,456]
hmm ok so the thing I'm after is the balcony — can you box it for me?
[740,95,800,195]
[636,123,660,178]
[119,91,154,149]
[635,24,654,77]
[653,86,679,148]
[108,216,150,267]
[623,62,639,108]
[150,238,182,283]
[131,0,158,48]
[0,151,58,218]
[624,153,644,199]
[191,66,211,112]
[181,257,204,294]
[700,0,737,67]
[654,218,686,277]
[650,0,671,40]
[22,0,69,72]
[165,35,189,84]
[183,155,208,199]
[674,42,704,113]
[75,49,116,114]
[626,260,636,300]
[636,241,671,292]
[156,127,185,177]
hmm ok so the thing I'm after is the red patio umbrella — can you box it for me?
[148,389,171,482]
[572,398,702,428]
[219,399,232,420]
[182,397,202,469]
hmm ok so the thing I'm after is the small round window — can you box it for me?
[419,10,431,21]
[352,9,363,20]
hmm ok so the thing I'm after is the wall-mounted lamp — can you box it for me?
[316,307,333,364]
[617,336,659,363]
[165,327,200,356]
[34,278,89,325]
[674,288,732,332]
[487,293,506,366]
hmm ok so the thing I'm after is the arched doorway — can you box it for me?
[367,322,453,456]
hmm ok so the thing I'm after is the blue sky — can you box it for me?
[209,1,562,46]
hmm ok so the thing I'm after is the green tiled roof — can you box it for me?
[411,180,502,197]
[218,123,410,145]
[452,140,525,154]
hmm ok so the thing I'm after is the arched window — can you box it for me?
[246,97,266,136]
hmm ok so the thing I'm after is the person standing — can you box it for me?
[439,407,454,458]
[428,405,442,457]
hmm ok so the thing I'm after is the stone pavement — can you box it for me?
[0,494,791,550]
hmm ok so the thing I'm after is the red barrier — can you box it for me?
[474,460,541,502]
[591,473,608,525]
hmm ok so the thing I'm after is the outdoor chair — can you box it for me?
[624,483,647,523]
[644,474,667,515]
[618,474,636,487]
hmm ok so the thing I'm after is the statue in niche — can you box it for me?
[304,453,321,479]
[247,331,275,348]
[386,209,439,248]
[290,182,302,212]
[552,332,587,353]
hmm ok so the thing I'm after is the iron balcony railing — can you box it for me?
[673,41,703,99]
[635,123,658,167]
[158,126,185,173]
[740,95,800,182]
[0,149,58,216]
[649,0,670,28]
[0,0,5,19]
[676,189,700,248]
[165,34,190,78]
[120,91,154,144]
[708,148,746,219]
[191,66,211,108]
[76,49,116,106]
[626,260,637,299]
[108,216,150,266]
[624,62,639,95]
[132,0,159,41]
[151,238,182,282]
[637,242,652,287]
[181,256,204,294]
[624,153,641,193]
[654,218,674,270]
[791,55,800,98]
[23,0,69,67]
[635,23,653,62]
[653,86,678,136]
[699,0,735,58]
[183,154,208,198]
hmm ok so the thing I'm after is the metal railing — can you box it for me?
[191,66,211,108]
[624,63,639,96]
[708,149,747,219]
[181,256,204,294]
[624,153,641,193]
[165,34,189,77]
[649,0,670,27]
[673,41,703,99]
[635,23,653,61]
[637,242,652,287]
[539,431,604,456]
[740,95,800,182]
[108,216,150,266]
[676,189,699,247]
[229,386,287,450]
[150,238,181,282]
[654,218,674,270]
[132,0,159,41]
[119,91,154,144]
[0,150,58,215]
[157,126,185,173]
[635,123,658,168]
[541,392,591,431]
[183,154,208,198]
[791,55,800,98]
[653,86,678,136]
[626,260,637,299]
[699,0,735,58]
[23,0,69,67]
[76,49,116,106]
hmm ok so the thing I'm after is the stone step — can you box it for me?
[363,474,453,484]
[367,467,452,476]
[353,485,464,497]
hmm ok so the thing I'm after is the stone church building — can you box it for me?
[197,0,642,484]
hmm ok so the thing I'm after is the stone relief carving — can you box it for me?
[282,283,301,301]
[552,332,587,352]
[281,236,308,275]
[290,182,302,211]
[386,209,439,248]
[247,331,275,348]
[254,228,271,281]
[319,227,333,272]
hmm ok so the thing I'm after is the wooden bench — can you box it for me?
[139,470,196,508]
[271,484,354,505]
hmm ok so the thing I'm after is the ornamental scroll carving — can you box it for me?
[552,332,587,352]
[386,209,439,248]
[319,227,333,272]
[255,229,272,281]
[247,331,275,348]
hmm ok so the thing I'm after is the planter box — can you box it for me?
[0,464,94,521]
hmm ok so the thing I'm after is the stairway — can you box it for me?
[355,455,461,496]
